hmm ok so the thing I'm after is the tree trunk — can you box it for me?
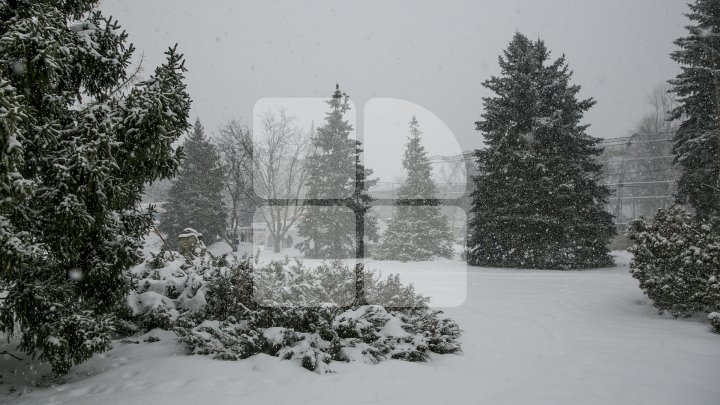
[273,235,282,253]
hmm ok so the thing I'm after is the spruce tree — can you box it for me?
[0,1,191,373]
[296,85,378,259]
[467,33,615,269]
[375,116,454,261]
[669,0,720,224]
[160,119,226,246]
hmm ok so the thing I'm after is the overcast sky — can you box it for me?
[102,0,688,153]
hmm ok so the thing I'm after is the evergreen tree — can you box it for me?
[375,116,454,261]
[669,0,720,224]
[160,119,226,246]
[467,33,615,269]
[0,1,191,373]
[296,85,378,259]
[627,205,720,318]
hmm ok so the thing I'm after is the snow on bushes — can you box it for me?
[627,205,720,323]
[124,252,461,372]
[710,312,720,334]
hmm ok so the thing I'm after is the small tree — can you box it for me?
[160,119,226,246]
[467,33,615,269]
[628,205,720,318]
[669,0,720,225]
[375,116,454,261]
[296,85,378,259]
[0,1,191,373]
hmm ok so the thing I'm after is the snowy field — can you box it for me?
[2,251,719,405]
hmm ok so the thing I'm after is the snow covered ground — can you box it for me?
[2,251,719,405]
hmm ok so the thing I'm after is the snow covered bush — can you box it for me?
[627,205,720,318]
[126,253,461,373]
[40,312,115,375]
[709,313,720,334]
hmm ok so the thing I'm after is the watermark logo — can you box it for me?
[245,96,468,308]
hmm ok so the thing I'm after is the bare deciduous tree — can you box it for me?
[217,120,254,250]
[617,85,682,218]
[218,110,311,253]
[640,84,679,136]
[253,109,311,252]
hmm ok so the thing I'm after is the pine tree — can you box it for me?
[669,0,720,224]
[467,33,615,269]
[375,116,454,261]
[0,1,191,373]
[160,119,226,246]
[296,85,378,259]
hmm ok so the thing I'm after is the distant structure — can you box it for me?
[598,135,680,228]
[177,228,207,257]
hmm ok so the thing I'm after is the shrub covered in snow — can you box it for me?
[627,205,720,319]
[125,253,461,372]
[709,313,720,334]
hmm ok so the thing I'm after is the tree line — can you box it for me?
[158,84,455,261]
[1,0,718,375]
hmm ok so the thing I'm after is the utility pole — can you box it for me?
[614,133,640,225]
[715,73,720,194]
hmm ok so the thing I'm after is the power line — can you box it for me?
[605,180,676,187]
[601,137,674,147]
[599,127,718,145]
[607,195,673,200]
[605,167,679,177]
[600,155,674,164]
